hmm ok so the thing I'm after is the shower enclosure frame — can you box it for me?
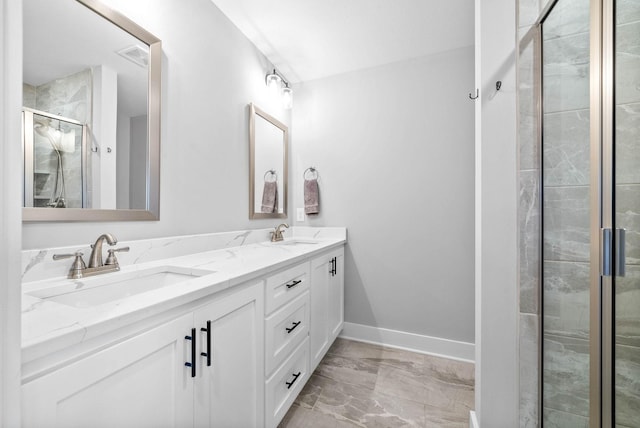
[22,108,90,209]
[535,0,618,426]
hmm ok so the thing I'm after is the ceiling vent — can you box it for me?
[116,45,149,68]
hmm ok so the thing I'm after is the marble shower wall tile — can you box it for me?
[519,313,539,428]
[541,0,590,40]
[542,109,590,186]
[35,69,91,124]
[543,186,590,262]
[615,265,640,348]
[616,21,640,106]
[615,343,640,427]
[617,0,640,25]
[23,83,36,109]
[519,26,539,171]
[520,170,540,314]
[542,31,590,114]
[616,103,640,184]
[615,185,640,265]
[542,408,589,428]
[543,261,590,339]
[543,334,590,418]
[519,0,541,28]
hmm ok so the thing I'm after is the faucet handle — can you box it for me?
[53,252,87,279]
[105,247,130,266]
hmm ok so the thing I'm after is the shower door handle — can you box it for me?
[616,228,626,277]
[601,228,612,277]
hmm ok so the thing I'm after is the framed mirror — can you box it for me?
[22,0,161,222]
[249,103,288,219]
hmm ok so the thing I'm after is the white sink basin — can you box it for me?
[268,238,320,246]
[28,266,214,308]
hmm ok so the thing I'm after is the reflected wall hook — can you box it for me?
[469,89,479,100]
[496,81,502,91]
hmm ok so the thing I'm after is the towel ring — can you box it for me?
[264,169,277,182]
[303,167,318,180]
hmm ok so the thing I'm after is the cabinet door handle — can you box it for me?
[285,371,301,389]
[330,257,336,276]
[334,257,337,275]
[200,320,211,367]
[184,328,196,378]
[285,321,301,334]
[286,279,302,289]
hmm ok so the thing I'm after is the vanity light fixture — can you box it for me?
[265,69,293,110]
[282,83,293,109]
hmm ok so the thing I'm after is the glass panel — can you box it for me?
[614,0,640,425]
[32,113,84,208]
[541,0,591,425]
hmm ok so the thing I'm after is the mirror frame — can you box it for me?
[249,103,288,219]
[22,0,162,222]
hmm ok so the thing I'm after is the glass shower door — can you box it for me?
[541,0,593,425]
[614,0,640,425]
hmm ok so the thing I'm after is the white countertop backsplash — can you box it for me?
[21,227,346,363]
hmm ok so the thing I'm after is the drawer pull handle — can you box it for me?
[286,279,302,289]
[285,321,301,334]
[201,320,211,367]
[285,371,301,389]
[185,328,196,378]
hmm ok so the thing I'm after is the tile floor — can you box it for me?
[279,338,475,428]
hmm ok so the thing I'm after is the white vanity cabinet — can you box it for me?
[22,240,346,428]
[263,262,311,427]
[22,282,264,428]
[310,247,345,371]
[22,313,196,427]
[194,283,265,428]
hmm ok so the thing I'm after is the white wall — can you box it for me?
[129,114,147,209]
[475,0,519,425]
[91,65,118,209]
[0,0,23,424]
[116,113,130,209]
[292,47,475,345]
[22,0,291,249]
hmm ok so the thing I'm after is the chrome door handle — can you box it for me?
[616,228,626,277]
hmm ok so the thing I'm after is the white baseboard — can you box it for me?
[469,411,479,428]
[339,322,475,363]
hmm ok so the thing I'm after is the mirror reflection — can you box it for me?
[249,104,288,219]
[22,0,161,221]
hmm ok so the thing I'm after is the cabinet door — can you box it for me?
[309,253,331,371]
[328,249,345,341]
[22,314,195,428]
[193,282,265,428]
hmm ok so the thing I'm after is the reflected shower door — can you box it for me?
[24,110,84,208]
[614,0,640,425]
[541,0,592,425]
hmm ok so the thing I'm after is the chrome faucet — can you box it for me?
[54,233,129,279]
[271,223,289,242]
[89,233,118,268]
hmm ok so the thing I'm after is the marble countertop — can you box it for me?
[22,228,345,363]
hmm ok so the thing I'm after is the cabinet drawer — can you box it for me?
[265,337,309,428]
[265,291,309,376]
[265,262,310,314]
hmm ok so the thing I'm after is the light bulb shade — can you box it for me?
[265,72,282,92]
[282,86,293,109]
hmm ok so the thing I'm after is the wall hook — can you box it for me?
[469,89,479,100]
[496,81,502,91]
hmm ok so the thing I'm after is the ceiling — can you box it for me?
[211,0,474,83]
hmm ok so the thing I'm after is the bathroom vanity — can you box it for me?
[20,227,345,428]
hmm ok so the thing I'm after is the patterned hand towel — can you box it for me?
[261,181,278,213]
[304,178,319,214]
